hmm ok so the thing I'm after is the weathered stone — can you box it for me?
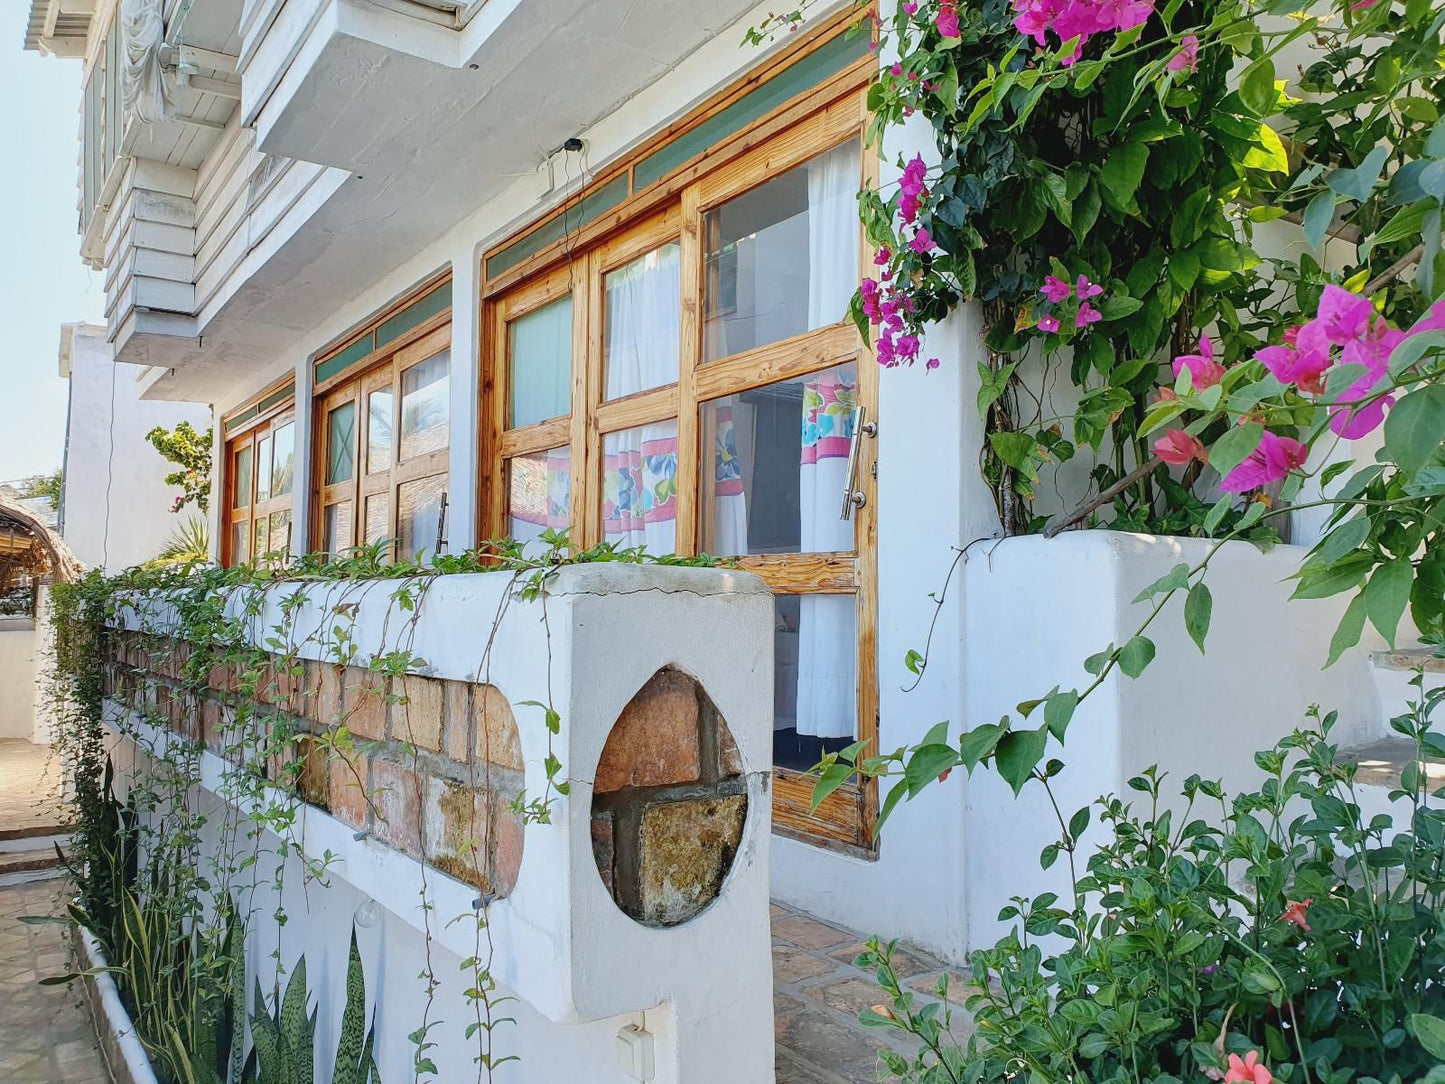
[327,754,371,830]
[771,944,837,985]
[443,681,471,763]
[591,812,615,896]
[341,668,387,741]
[718,716,743,777]
[296,736,330,809]
[771,914,855,951]
[803,976,886,1017]
[425,778,488,887]
[595,670,701,793]
[316,663,343,727]
[394,674,444,752]
[473,684,523,772]
[637,794,746,926]
[370,757,421,854]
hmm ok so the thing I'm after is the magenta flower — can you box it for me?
[1076,302,1102,327]
[1155,429,1205,466]
[1329,329,1401,438]
[890,62,904,76]
[1315,285,1374,346]
[1172,335,1226,390]
[899,155,929,224]
[1167,34,1198,72]
[937,3,961,37]
[909,228,935,254]
[873,247,892,266]
[860,278,881,322]
[1220,431,1307,492]
[1041,275,1071,303]
[1407,297,1445,337]
[926,356,940,370]
[1075,274,1104,300]
[1037,314,1061,333]
[903,0,919,12]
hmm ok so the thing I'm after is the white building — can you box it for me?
[23,1,1425,1080]
[57,321,213,570]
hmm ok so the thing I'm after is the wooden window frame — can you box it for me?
[221,381,297,568]
[480,47,879,854]
[312,317,454,560]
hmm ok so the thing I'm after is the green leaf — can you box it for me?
[811,761,856,812]
[1365,558,1414,649]
[1314,515,1370,568]
[1328,145,1389,203]
[1374,201,1433,247]
[959,723,1006,772]
[1242,123,1289,173]
[1099,142,1149,211]
[1044,690,1079,741]
[874,780,908,837]
[1303,190,1336,250]
[1118,636,1156,678]
[904,744,960,797]
[1132,562,1191,604]
[1383,385,1445,478]
[994,727,1048,795]
[1203,496,1232,534]
[1185,583,1212,653]
[1208,422,1263,482]
[1410,1014,1445,1061]
[990,431,1039,476]
[1293,554,1372,599]
[1238,58,1277,116]
[1100,295,1144,320]
[1325,591,1367,668]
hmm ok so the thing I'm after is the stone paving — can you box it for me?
[772,899,975,1083]
[0,738,68,839]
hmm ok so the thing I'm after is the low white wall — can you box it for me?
[0,620,37,740]
[108,564,775,1083]
[960,531,1390,948]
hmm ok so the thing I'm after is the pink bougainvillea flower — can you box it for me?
[1037,314,1061,333]
[1172,335,1226,390]
[937,2,962,37]
[1155,428,1206,466]
[1225,1050,1273,1084]
[909,228,935,254]
[903,0,920,13]
[1220,431,1307,492]
[1166,34,1199,72]
[1315,285,1375,345]
[890,62,904,77]
[860,278,881,322]
[926,356,940,370]
[1408,297,1445,337]
[899,154,929,224]
[1076,274,1104,300]
[873,247,892,266]
[1041,275,1071,303]
[1329,330,1401,438]
[1280,899,1312,931]
[1076,302,1102,327]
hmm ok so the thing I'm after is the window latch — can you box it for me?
[435,492,449,555]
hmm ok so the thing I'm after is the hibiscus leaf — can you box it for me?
[1117,635,1156,678]
[1208,422,1263,482]
[1365,558,1415,649]
[1185,583,1213,654]
[1383,385,1445,478]
[1325,591,1367,668]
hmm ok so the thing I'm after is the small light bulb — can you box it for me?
[354,898,381,929]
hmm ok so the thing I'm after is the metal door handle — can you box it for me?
[840,406,875,521]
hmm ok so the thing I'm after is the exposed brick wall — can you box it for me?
[591,668,747,928]
[103,629,525,899]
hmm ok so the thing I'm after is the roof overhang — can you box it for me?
[23,0,95,57]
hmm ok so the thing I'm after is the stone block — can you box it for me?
[473,684,522,772]
[770,914,855,951]
[594,670,701,794]
[718,717,743,777]
[370,757,422,855]
[316,663,343,728]
[426,778,488,888]
[443,681,471,763]
[591,812,615,896]
[491,798,525,898]
[771,945,836,985]
[341,668,387,741]
[394,674,443,752]
[296,736,330,809]
[327,754,371,830]
[637,794,745,927]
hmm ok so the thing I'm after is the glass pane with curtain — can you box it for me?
[233,446,253,509]
[508,297,572,428]
[324,501,354,556]
[253,518,267,561]
[255,436,273,503]
[604,242,681,400]
[271,423,296,496]
[771,593,858,769]
[364,494,390,548]
[397,475,446,561]
[326,402,357,485]
[507,448,570,551]
[703,140,860,362]
[700,362,857,557]
[268,510,292,556]
[367,388,394,474]
[400,351,450,460]
[230,522,250,567]
[601,421,679,554]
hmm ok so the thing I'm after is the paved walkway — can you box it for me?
[772,900,974,1083]
[0,738,68,840]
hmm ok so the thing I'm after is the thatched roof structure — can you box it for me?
[0,493,82,591]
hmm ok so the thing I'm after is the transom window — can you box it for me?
[221,386,296,568]
[483,92,879,850]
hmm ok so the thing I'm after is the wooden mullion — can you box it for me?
[499,416,570,458]
[693,324,860,403]
[312,309,452,399]
[582,249,606,548]
[481,300,506,542]
[730,554,856,593]
[595,207,682,273]
[593,386,678,435]
[568,252,592,547]
[674,185,702,556]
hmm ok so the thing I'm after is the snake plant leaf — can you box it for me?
[249,978,284,1084]
[280,958,313,1084]
[227,909,248,1084]
[332,927,370,1084]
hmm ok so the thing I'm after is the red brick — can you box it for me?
[328,753,371,830]
[473,684,522,772]
[341,668,387,741]
[718,717,743,777]
[492,798,525,898]
[370,757,422,854]
[591,812,615,897]
[594,670,701,794]
[394,675,444,752]
[200,699,222,752]
[316,663,343,728]
[206,663,233,693]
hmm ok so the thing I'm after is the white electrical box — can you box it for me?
[615,1023,656,1081]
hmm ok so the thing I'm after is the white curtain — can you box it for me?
[796,142,860,739]
[602,246,680,554]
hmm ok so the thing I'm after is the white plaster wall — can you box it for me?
[31,588,58,745]
[62,325,214,571]
[0,621,37,740]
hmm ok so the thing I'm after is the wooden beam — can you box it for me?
[180,73,242,100]
[176,45,238,74]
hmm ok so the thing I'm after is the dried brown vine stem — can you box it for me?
[1364,244,1425,295]
[1043,455,1164,538]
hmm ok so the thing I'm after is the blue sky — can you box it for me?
[0,10,105,482]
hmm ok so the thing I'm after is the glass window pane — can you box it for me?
[771,593,857,771]
[507,448,570,551]
[230,521,249,567]
[604,242,680,400]
[703,140,860,362]
[508,297,572,428]
[397,475,447,561]
[367,388,394,474]
[400,351,450,461]
[364,494,390,547]
[233,446,252,509]
[268,509,291,556]
[255,436,272,503]
[271,423,295,497]
[601,421,678,554]
[326,402,356,485]
[324,500,354,555]
[700,362,857,557]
